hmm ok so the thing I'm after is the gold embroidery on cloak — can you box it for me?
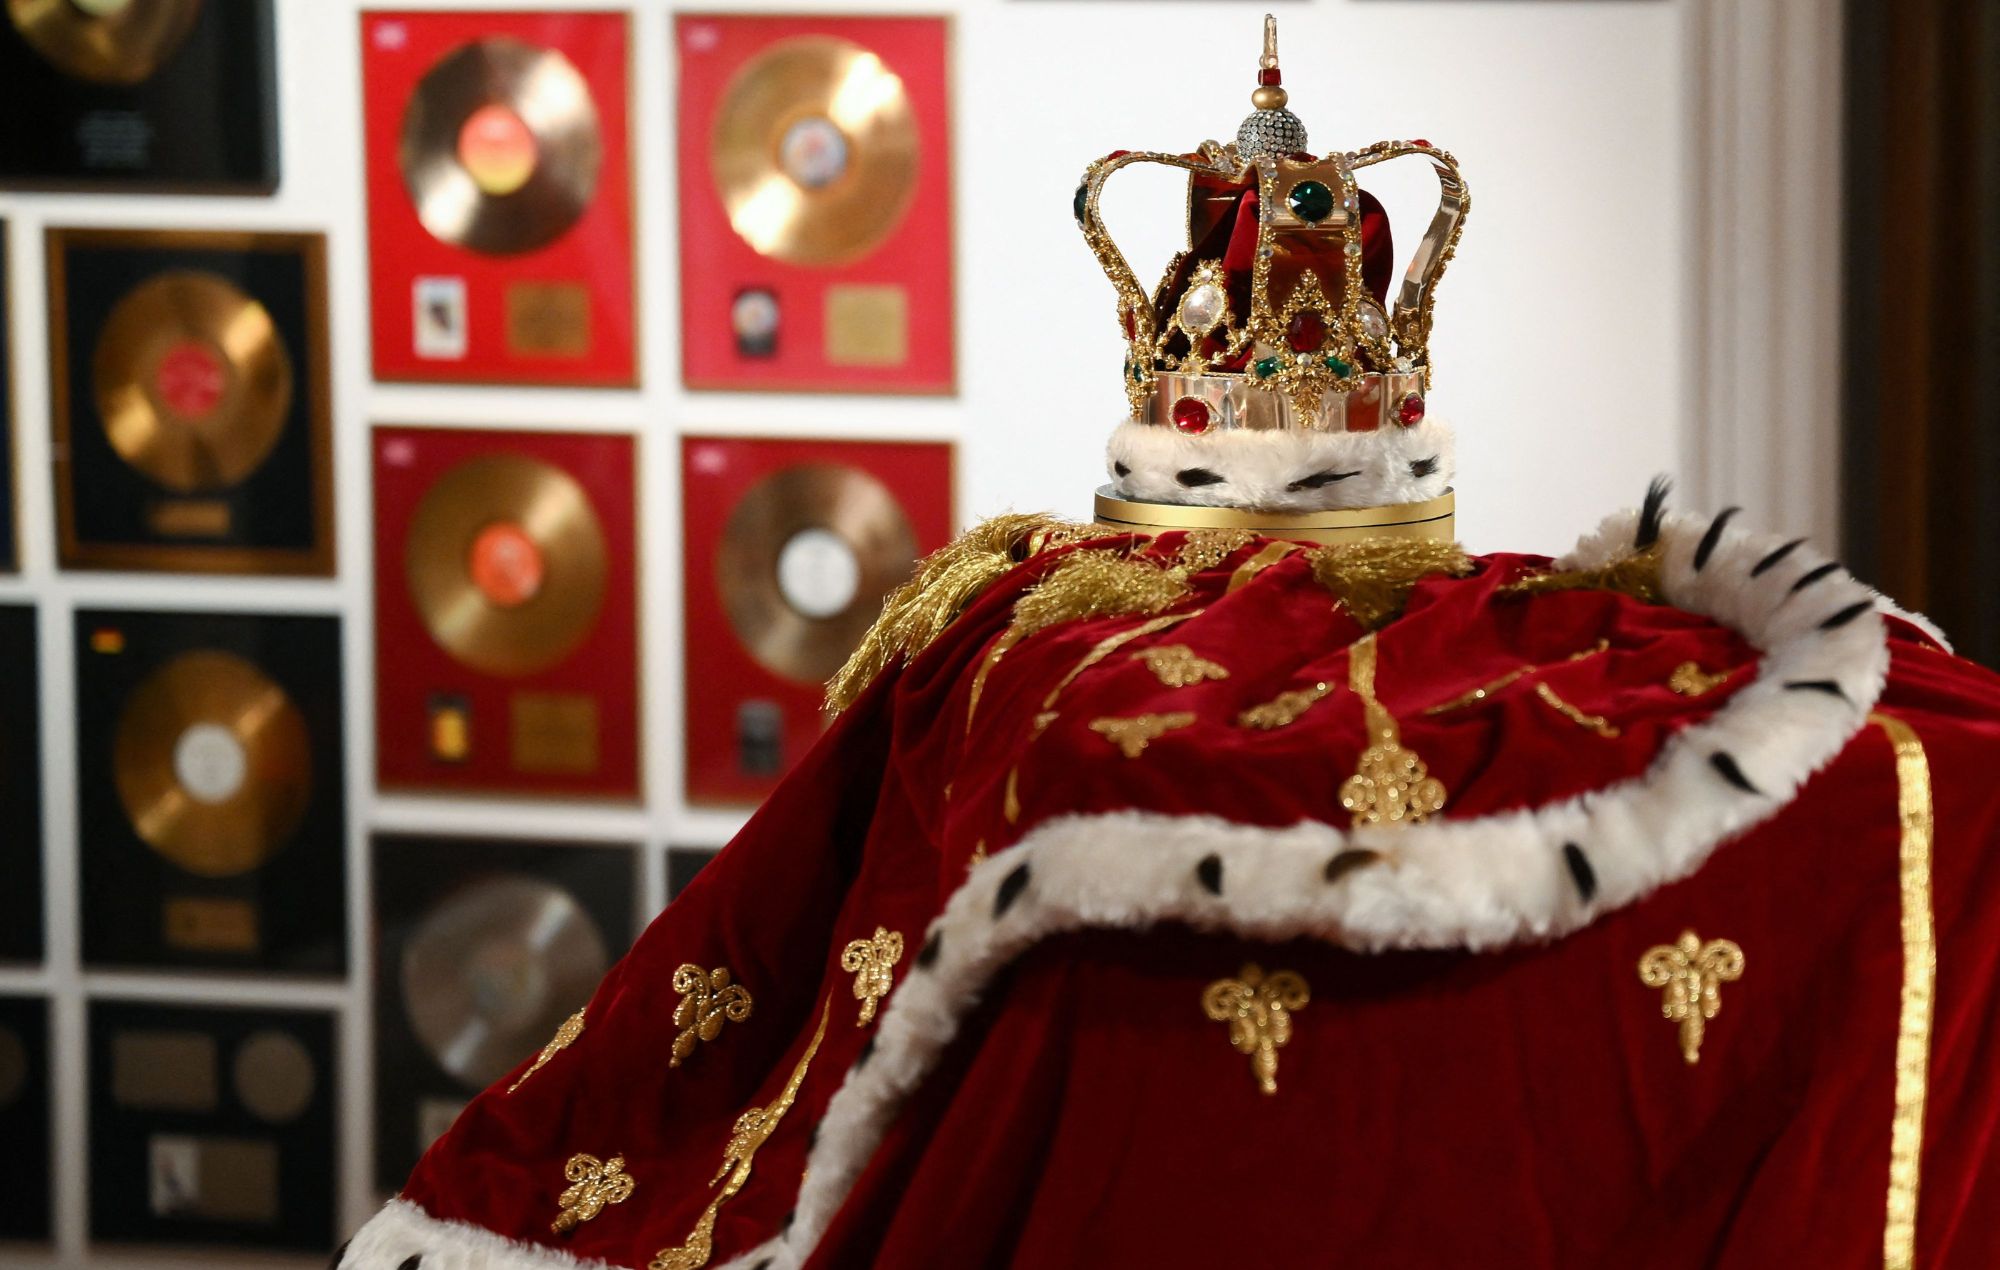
[649,999,833,1270]
[1340,633,1446,825]
[552,1153,635,1234]
[1636,930,1744,1063]
[839,927,904,1026]
[1871,712,1935,1270]
[670,965,753,1067]
[1201,964,1310,1094]
[509,1008,586,1094]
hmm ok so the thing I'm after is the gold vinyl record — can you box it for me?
[7,0,202,85]
[710,35,919,267]
[717,463,919,684]
[399,874,610,1089]
[112,649,312,879]
[398,36,603,256]
[92,269,294,494]
[405,454,608,678]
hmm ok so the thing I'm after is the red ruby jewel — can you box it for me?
[1171,396,1212,434]
[1259,68,1282,86]
[1285,310,1327,352]
[1120,306,1136,340]
[1397,393,1427,426]
[1413,138,1432,148]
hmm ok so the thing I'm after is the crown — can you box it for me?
[1075,15,1469,437]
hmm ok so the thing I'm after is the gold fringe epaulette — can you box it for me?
[1307,539,1473,629]
[825,513,1099,713]
[1503,544,1664,606]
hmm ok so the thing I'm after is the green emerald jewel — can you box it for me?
[1324,355,1352,377]
[1074,183,1090,226]
[1253,357,1281,379]
[1287,180,1335,224]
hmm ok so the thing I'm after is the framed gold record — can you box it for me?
[709,34,920,267]
[47,227,334,575]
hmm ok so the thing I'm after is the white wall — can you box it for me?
[0,1,1689,1264]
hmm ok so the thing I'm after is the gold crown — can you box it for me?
[1075,15,1470,436]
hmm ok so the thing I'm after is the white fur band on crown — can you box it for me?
[1105,415,1455,511]
[729,504,1899,1270]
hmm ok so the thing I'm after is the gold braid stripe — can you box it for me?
[1870,713,1935,1270]
[1534,682,1621,738]
[1227,541,1299,592]
[649,998,833,1270]
[508,1009,585,1094]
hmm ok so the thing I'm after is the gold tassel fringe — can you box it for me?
[1503,544,1664,606]
[1307,539,1474,629]
[824,513,1094,713]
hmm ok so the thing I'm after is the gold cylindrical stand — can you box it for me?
[1093,489,1455,545]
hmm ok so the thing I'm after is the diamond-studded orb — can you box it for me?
[1235,108,1308,161]
[1178,282,1227,334]
[1171,396,1213,434]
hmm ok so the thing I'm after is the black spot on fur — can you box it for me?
[752,1260,774,1270]
[1562,843,1599,904]
[916,930,941,968]
[396,1258,422,1270]
[855,1034,876,1069]
[1409,456,1439,479]
[808,1119,821,1152]
[1195,854,1223,894]
[1113,461,1130,478]
[1323,849,1380,884]
[1751,538,1806,577]
[1693,506,1741,571]
[1785,679,1849,700]
[1636,476,1672,550]
[1790,561,1840,593]
[1176,468,1226,487]
[1287,468,1360,491]
[994,863,1031,917]
[783,1211,796,1235]
[1709,752,1761,795]
[1820,600,1874,630]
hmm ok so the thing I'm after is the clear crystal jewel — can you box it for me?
[1179,282,1226,333]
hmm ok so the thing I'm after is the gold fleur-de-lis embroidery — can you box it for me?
[839,927,904,1026]
[1637,930,1745,1063]
[551,1153,635,1234]
[1201,963,1310,1094]
[1133,644,1230,687]
[670,965,753,1067]
[1339,633,1445,825]
[508,1008,586,1093]
[1669,661,1734,697]
[1090,711,1196,758]
[1238,680,1333,730]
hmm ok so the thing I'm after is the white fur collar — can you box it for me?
[732,504,1896,1269]
[1105,415,1455,510]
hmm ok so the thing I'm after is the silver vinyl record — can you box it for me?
[399,874,610,1089]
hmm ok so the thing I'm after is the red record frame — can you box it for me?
[682,436,953,805]
[361,10,634,386]
[374,427,638,800]
[676,13,954,394]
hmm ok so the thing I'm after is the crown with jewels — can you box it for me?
[1075,15,1469,437]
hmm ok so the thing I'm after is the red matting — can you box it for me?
[361,11,634,386]
[374,427,638,799]
[682,436,953,805]
[675,14,954,394]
